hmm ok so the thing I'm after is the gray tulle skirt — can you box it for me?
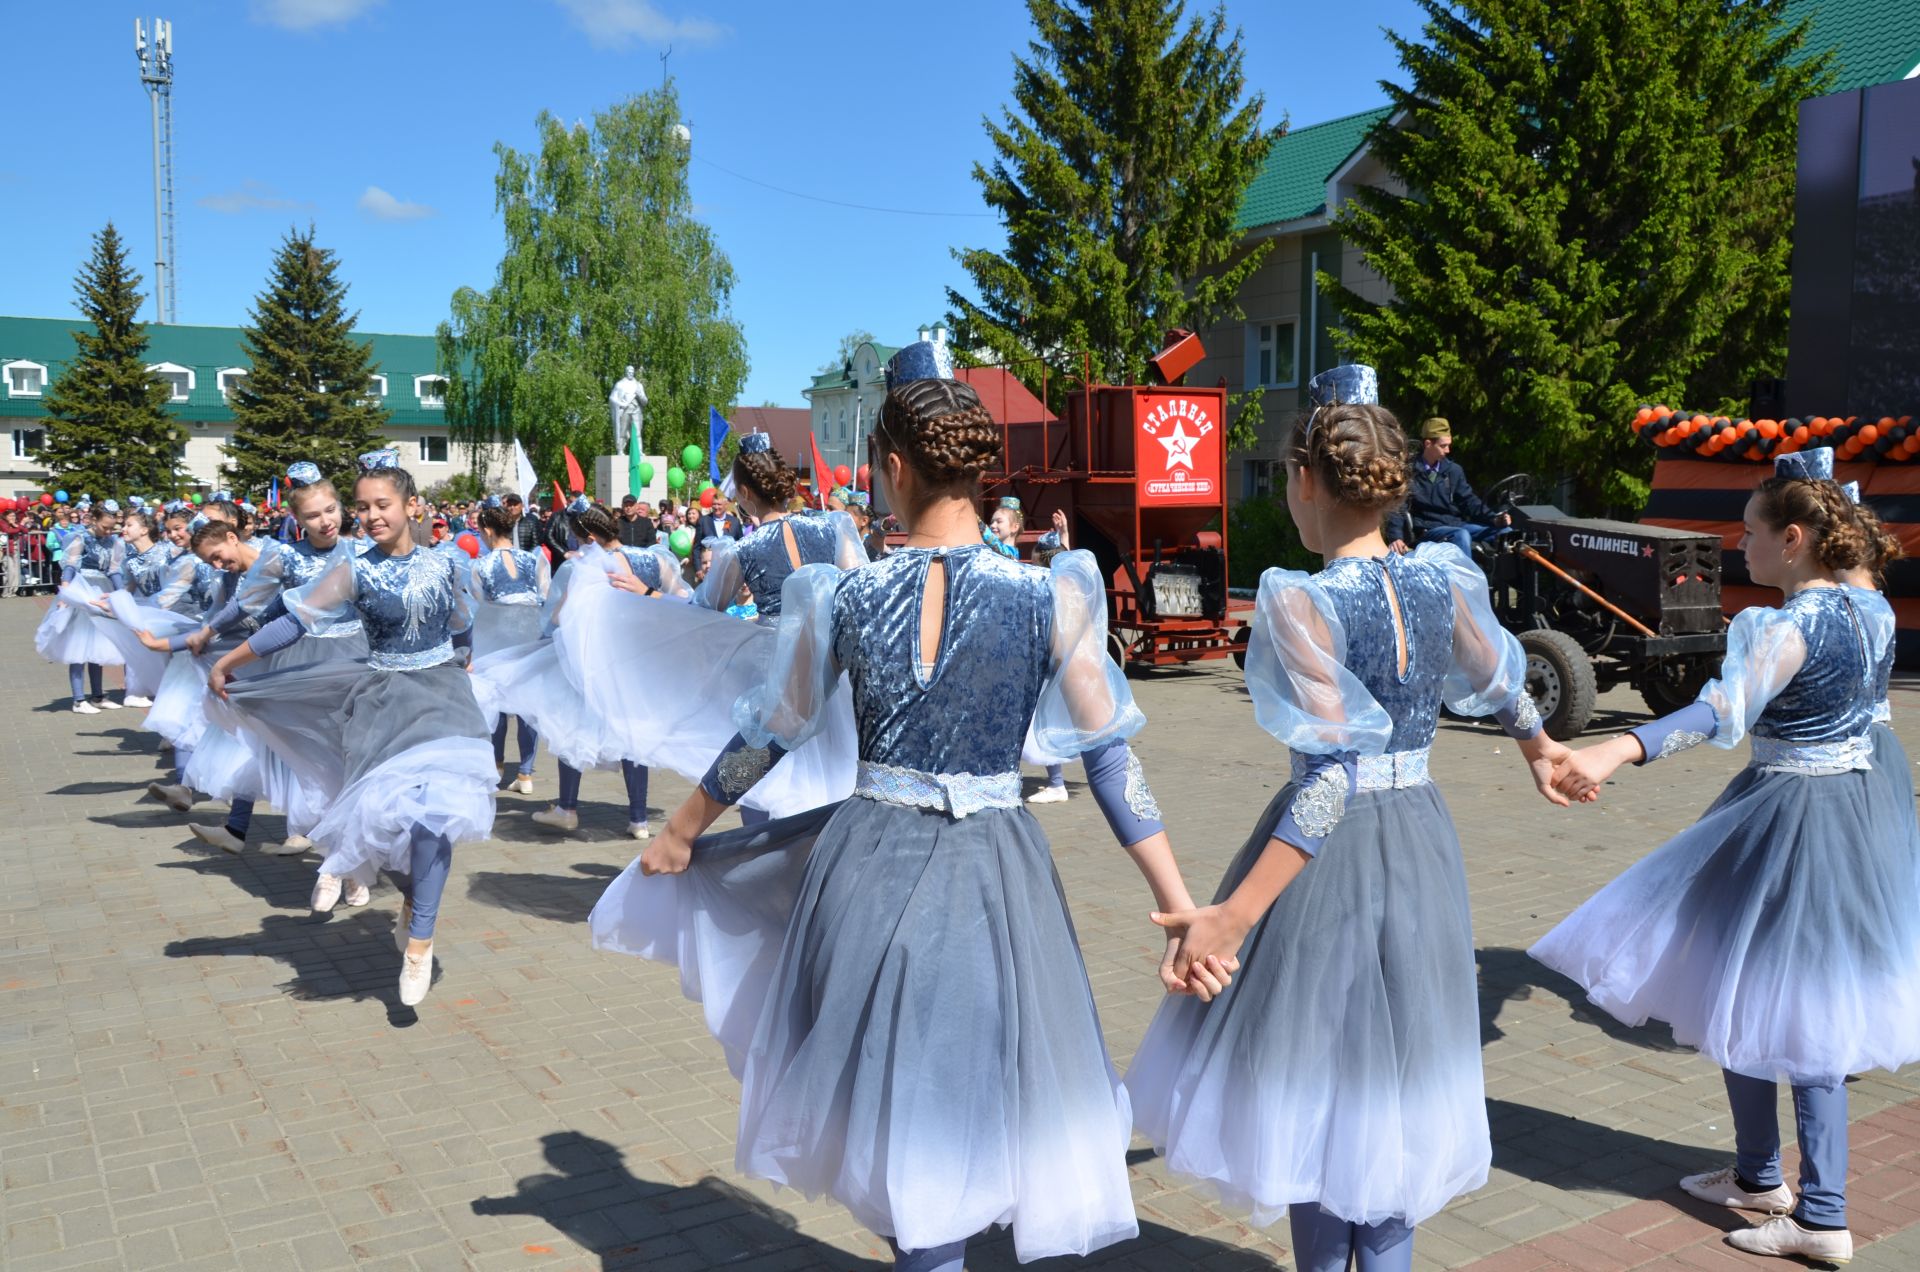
[202,632,370,833]
[588,797,1138,1260]
[1124,780,1488,1228]
[1530,758,1920,1085]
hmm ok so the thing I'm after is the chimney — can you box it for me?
[933,322,948,346]
[917,324,931,343]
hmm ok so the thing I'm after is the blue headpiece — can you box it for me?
[830,486,851,503]
[481,494,502,509]
[286,461,323,488]
[212,489,232,502]
[1773,446,1858,503]
[357,448,400,472]
[1036,529,1063,552]
[1304,364,1379,447]
[101,499,120,513]
[997,496,1022,513]
[737,431,773,455]
[567,495,589,514]
[128,495,145,508]
[847,490,870,509]
[884,338,955,389]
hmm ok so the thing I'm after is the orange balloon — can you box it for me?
[1757,420,1779,439]
[1635,407,1654,426]
[1792,426,1811,445]
[1745,445,1764,461]
[1654,405,1672,419]
[1811,417,1830,436]
[1861,424,1880,445]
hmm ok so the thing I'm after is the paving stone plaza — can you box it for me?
[5,598,1919,1272]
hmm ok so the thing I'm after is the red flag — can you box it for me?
[808,433,831,509]
[562,446,586,493]
[551,480,566,511]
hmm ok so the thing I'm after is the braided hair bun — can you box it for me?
[570,503,619,544]
[734,449,797,506]
[1752,476,1871,571]
[877,378,1002,487]
[1285,403,1410,513]
[1850,501,1904,578]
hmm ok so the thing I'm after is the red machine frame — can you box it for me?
[977,356,1253,669]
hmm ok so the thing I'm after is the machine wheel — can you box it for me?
[1231,624,1253,670]
[1640,657,1713,718]
[1107,631,1130,670]
[1517,627,1597,740]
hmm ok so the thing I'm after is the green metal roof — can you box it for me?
[1784,0,1920,92]
[808,341,904,392]
[0,316,450,425]
[1234,108,1392,232]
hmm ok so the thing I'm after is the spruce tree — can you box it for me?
[948,0,1275,439]
[37,222,184,499]
[1326,0,1829,509]
[225,226,391,496]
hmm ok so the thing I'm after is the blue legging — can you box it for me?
[555,761,649,823]
[1288,1204,1414,1272]
[491,716,537,777]
[68,663,103,702]
[395,823,453,941]
[887,1238,965,1272]
[226,798,254,840]
[1723,1069,1848,1227]
[1045,763,1065,788]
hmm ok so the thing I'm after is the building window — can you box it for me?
[365,374,387,404]
[12,428,46,459]
[149,361,195,402]
[414,375,448,407]
[217,368,249,402]
[417,435,449,464]
[1245,321,1299,390]
[4,360,48,397]
[1243,459,1277,500]
[837,408,847,442]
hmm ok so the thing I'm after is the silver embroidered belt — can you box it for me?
[1289,748,1433,792]
[1750,734,1873,775]
[369,640,453,672]
[854,761,1021,818]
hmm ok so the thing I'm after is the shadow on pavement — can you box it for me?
[1488,1098,1734,1215]
[471,1131,1284,1271]
[467,861,620,924]
[50,778,153,796]
[1478,946,1689,1053]
[163,907,425,1018]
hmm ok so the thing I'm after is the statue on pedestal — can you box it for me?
[610,365,647,455]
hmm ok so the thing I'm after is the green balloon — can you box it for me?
[698,479,715,493]
[191,493,204,505]
[681,444,703,470]
[666,466,686,489]
[668,526,694,558]
[637,460,655,486]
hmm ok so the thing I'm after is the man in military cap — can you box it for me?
[1385,417,1511,556]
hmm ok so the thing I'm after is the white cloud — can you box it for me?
[198,180,311,214]
[357,185,435,222]
[552,0,726,49]
[249,0,383,30]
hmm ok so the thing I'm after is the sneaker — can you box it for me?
[94,697,123,710]
[343,880,370,908]
[1725,1214,1852,1264]
[145,782,196,813]
[627,820,652,840]
[1027,785,1069,805]
[123,694,152,708]
[398,945,434,1006]
[1680,1166,1795,1214]
[262,834,313,857]
[530,805,578,833]
[509,774,534,795]
[190,823,246,855]
[310,874,344,914]
[72,700,101,715]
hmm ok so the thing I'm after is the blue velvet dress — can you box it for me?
[590,546,1160,1259]
[35,531,129,666]
[1531,586,1920,1084]
[1126,545,1538,1228]
[466,546,551,661]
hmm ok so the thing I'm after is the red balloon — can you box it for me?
[856,464,871,490]
[455,532,482,559]
[0,498,11,512]
[699,487,716,509]
[40,493,54,506]
[833,464,852,487]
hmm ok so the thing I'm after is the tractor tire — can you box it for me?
[1518,627,1597,741]
[1231,624,1253,671]
[1640,657,1713,718]
[1107,630,1130,671]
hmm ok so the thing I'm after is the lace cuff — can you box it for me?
[1274,752,1358,856]
[1496,691,1543,740]
[1081,739,1164,847]
[699,733,790,805]
[1630,700,1717,765]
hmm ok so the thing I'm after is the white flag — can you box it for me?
[513,438,538,503]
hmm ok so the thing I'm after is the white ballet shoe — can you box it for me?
[145,782,195,813]
[1680,1165,1795,1213]
[123,694,152,708]
[261,835,313,857]
[310,874,343,914]
[72,700,101,715]
[343,880,370,908]
[626,820,652,840]
[508,774,534,795]
[398,944,434,1006]
[1026,785,1069,804]
[1725,1214,1852,1264]
[530,805,578,833]
[94,697,123,710]
[190,822,245,855]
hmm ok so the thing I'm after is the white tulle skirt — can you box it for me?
[101,591,201,698]
[34,576,127,667]
[145,650,216,751]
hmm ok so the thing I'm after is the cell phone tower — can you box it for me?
[135,17,178,324]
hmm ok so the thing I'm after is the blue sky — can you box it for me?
[1,0,1426,407]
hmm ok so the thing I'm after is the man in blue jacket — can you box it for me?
[1386,417,1510,555]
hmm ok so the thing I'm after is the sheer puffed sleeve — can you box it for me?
[638,545,691,599]
[693,535,744,611]
[1631,604,1805,762]
[105,537,127,586]
[539,560,576,636]
[532,546,553,598]
[150,552,201,611]
[1414,543,1540,738]
[1246,567,1393,855]
[60,535,84,582]
[283,549,360,635]
[233,542,294,617]
[699,565,844,804]
[824,510,870,569]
